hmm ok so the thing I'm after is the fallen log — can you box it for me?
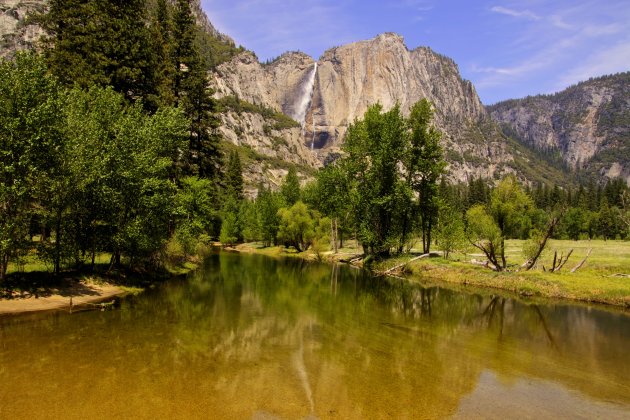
[571,248,592,273]
[382,252,441,275]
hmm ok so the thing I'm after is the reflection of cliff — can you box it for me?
[0,253,629,419]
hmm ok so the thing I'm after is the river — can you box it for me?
[1,252,629,419]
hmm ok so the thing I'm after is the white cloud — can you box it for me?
[556,40,630,88]
[490,6,540,21]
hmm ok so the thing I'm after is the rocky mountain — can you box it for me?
[212,33,568,185]
[0,0,47,58]
[489,73,630,184]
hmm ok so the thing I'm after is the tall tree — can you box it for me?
[172,0,222,178]
[341,104,410,256]
[224,150,244,201]
[404,99,445,253]
[43,0,158,108]
[280,167,301,206]
[0,53,64,280]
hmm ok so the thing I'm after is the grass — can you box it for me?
[379,239,630,307]
[235,239,630,308]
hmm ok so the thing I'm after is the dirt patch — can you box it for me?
[0,281,125,315]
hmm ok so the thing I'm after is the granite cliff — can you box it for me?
[213,33,566,184]
[489,73,630,184]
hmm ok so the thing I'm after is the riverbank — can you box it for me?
[0,280,127,315]
[232,240,630,308]
[0,254,204,316]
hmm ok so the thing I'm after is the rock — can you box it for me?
[489,72,630,184]
[0,0,47,59]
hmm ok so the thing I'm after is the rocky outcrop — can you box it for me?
[489,73,630,183]
[0,0,47,58]
[212,33,554,184]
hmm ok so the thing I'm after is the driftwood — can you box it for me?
[570,248,592,273]
[382,252,441,275]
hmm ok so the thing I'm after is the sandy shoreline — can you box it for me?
[0,281,125,315]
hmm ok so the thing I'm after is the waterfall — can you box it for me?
[294,63,318,130]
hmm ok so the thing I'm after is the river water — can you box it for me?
[1,252,629,419]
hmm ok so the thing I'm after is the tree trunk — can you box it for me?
[54,209,62,277]
[332,218,338,254]
[500,237,506,270]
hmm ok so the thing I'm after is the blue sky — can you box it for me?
[201,0,630,104]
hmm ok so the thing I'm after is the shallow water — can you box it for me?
[1,252,629,419]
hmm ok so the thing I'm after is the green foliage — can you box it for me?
[0,53,64,280]
[435,204,466,259]
[174,176,219,241]
[239,200,259,242]
[224,150,244,201]
[280,167,301,206]
[277,201,319,252]
[256,185,282,247]
[43,0,158,109]
[64,86,188,265]
[466,205,503,269]
[319,100,445,257]
[219,212,239,247]
[217,95,301,129]
[406,99,446,253]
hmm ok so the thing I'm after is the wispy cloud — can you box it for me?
[556,40,630,88]
[490,6,540,21]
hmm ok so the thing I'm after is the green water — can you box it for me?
[1,252,629,419]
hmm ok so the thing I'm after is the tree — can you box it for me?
[280,167,301,206]
[224,150,244,201]
[43,0,158,108]
[277,201,318,252]
[597,197,617,240]
[174,176,218,253]
[563,207,588,240]
[239,200,259,242]
[465,205,503,270]
[404,99,445,253]
[172,0,222,178]
[256,185,281,247]
[341,104,410,256]
[488,176,534,268]
[309,164,351,253]
[0,53,64,280]
[63,86,188,267]
[435,204,466,259]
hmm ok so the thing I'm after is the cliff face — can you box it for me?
[0,0,47,58]
[213,33,560,184]
[489,73,630,183]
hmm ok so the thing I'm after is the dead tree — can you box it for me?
[522,213,562,271]
[549,249,573,272]
[571,248,592,273]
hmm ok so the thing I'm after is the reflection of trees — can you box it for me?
[0,252,629,418]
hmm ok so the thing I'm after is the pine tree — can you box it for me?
[280,167,301,206]
[225,150,244,200]
[172,0,222,178]
[43,0,158,108]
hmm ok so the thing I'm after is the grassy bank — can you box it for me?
[1,249,205,315]
[233,239,630,308]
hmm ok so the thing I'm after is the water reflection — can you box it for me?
[0,252,628,419]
